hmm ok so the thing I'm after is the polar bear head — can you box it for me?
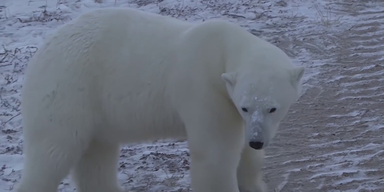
[221,60,304,150]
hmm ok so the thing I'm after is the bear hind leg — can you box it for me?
[72,140,123,192]
[16,133,90,192]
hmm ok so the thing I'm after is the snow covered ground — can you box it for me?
[0,0,384,191]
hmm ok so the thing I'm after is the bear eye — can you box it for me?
[269,108,277,113]
[241,108,248,112]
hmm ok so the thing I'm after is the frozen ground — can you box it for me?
[0,0,384,191]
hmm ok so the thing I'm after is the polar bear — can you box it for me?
[17,7,304,192]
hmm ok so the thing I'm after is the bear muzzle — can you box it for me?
[249,141,264,150]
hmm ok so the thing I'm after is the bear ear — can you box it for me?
[290,66,305,86]
[221,72,237,87]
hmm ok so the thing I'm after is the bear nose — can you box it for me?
[249,141,264,150]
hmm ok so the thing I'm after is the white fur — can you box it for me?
[17,7,304,192]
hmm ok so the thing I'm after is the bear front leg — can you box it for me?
[183,110,245,192]
[189,150,241,192]
[237,146,267,192]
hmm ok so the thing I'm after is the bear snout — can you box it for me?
[249,141,264,150]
